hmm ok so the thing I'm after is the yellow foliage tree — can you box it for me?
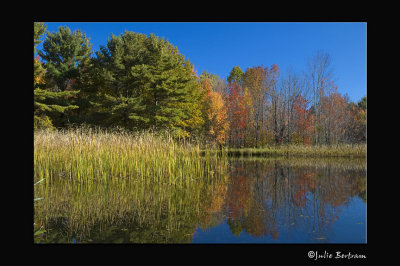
[205,91,230,146]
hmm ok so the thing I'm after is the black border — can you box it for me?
[27,15,371,263]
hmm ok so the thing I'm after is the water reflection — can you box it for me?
[220,159,366,243]
[34,157,366,243]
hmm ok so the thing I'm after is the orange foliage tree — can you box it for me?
[292,94,314,145]
[319,85,349,144]
[202,78,230,147]
[226,82,252,148]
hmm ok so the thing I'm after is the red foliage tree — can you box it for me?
[292,94,313,145]
[227,82,251,147]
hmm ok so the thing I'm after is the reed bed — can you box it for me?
[34,127,229,242]
[34,127,225,186]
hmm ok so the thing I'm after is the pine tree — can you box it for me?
[227,66,244,85]
[38,25,92,127]
[34,22,47,88]
[94,31,204,136]
[34,22,47,54]
[34,23,79,129]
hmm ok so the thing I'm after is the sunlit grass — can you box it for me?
[34,127,229,241]
[34,126,226,185]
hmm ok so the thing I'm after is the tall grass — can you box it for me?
[34,127,226,186]
[34,127,229,241]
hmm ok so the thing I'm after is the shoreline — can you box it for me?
[201,145,366,158]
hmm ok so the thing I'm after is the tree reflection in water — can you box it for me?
[35,157,366,243]
[224,158,366,243]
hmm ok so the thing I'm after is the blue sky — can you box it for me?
[37,22,366,102]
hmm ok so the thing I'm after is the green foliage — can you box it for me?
[346,97,366,143]
[357,95,366,111]
[39,25,92,92]
[34,23,47,88]
[34,88,79,128]
[34,22,47,53]
[39,26,92,91]
[35,25,93,127]
[34,115,54,130]
[227,66,244,85]
[92,31,204,135]
[200,71,220,88]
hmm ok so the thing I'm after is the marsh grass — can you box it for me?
[34,127,229,241]
[34,127,226,185]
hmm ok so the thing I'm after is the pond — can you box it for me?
[34,157,366,244]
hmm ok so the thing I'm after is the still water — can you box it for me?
[34,157,366,244]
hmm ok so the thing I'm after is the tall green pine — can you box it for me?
[37,25,92,127]
[94,31,203,135]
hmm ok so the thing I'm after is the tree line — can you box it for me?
[34,22,366,147]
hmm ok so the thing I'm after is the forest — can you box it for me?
[34,22,366,149]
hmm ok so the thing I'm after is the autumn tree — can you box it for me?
[356,96,367,143]
[241,64,281,146]
[203,78,229,148]
[344,96,366,143]
[292,94,313,145]
[319,83,349,145]
[242,66,267,146]
[226,82,252,148]
[199,70,228,96]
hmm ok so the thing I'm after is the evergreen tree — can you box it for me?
[38,25,92,127]
[34,22,47,89]
[94,31,204,136]
[227,66,244,85]
[34,22,47,54]
[34,23,79,129]
[357,95,367,111]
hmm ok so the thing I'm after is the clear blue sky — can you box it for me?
[37,22,366,102]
